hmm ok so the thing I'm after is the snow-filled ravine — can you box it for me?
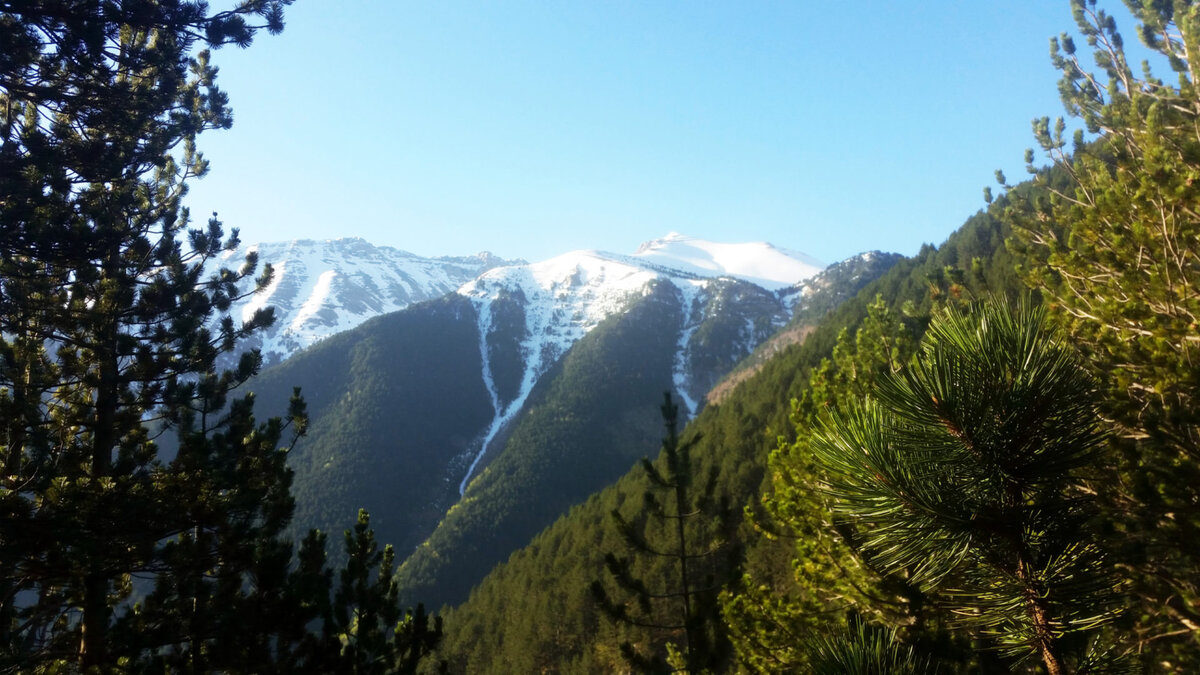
[451,238,826,492]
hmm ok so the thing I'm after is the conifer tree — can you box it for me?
[591,392,727,673]
[812,301,1122,674]
[806,621,933,675]
[0,3,441,672]
[1001,1,1200,660]
[332,510,442,674]
[721,297,925,673]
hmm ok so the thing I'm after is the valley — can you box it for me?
[237,233,895,609]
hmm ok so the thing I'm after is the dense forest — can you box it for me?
[4,1,1200,674]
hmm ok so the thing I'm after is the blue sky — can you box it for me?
[184,2,1136,264]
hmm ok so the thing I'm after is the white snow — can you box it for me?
[632,232,824,291]
[207,238,508,365]
[672,281,705,420]
[460,299,504,494]
[241,258,285,326]
[289,268,337,332]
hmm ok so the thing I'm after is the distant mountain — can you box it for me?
[211,237,520,366]
[632,232,824,291]
[707,251,905,404]
[450,241,823,493]
[241,234,895,608]
[435,209,1024,674]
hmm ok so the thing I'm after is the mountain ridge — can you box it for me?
[215,233,828,369]
[212,237,522,365]
[235,233,889,610]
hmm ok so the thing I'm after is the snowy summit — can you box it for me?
[632,232,824,291]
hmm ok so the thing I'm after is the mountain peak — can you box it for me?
[631,233,825,291]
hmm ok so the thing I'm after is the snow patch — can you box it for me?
[241,258,285,326]
[672,281,705,420]
[289,269,337,333]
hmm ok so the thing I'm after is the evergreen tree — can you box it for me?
[721,296,927,673]
[295,511,443,675]
[806,621,933,675]
[0,3,440,672]
[591,392,728,673]
[1001,1,1200,661]
[812,301,1122,674]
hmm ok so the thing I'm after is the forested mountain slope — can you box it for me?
[248,294,494,554]
[436,205,1022,672]
[245,240,890,608]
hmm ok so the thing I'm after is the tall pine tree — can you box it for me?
[0,3,440,671]
[591,392,728,673]
[1001,1,1200,663]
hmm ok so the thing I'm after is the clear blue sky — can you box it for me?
[184,2,1137,264]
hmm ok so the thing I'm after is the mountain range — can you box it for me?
[234,233,897,608]
[212,237,520,366]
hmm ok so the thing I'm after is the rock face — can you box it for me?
[211,237,519,366]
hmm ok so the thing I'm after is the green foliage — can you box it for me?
[591,392,729,673]
[0,4,440,672]
[721,204,1030,674]
[0,2,296,669]
[813,301,1121,673]
[807,621,934,675]
[722,295,925,673]
[300,510,444,675]
[1002,1,1200,663]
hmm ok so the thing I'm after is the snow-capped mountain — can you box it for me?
[631,231,825,291]
[231,233,826,498]
[452,240,825,493]
[241,234,907,608]
[213,238,519,365]
[219,233,823,370]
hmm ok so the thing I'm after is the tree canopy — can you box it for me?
[0,3,439,671]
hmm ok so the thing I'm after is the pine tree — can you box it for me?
[0,2,297,668]
[1000,1,1200,661]
[0,3,441,672]
[322,510,443,675]
[812,301,1122,674]
[806,620,933,675]
[591,392,727,673]
[721,296,926,673]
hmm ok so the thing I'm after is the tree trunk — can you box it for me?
[1017,554,1064,675]
[81,295,119,669]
